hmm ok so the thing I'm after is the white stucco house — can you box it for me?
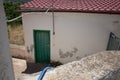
[20,0,120,63]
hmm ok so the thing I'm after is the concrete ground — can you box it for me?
[12,58,27,80]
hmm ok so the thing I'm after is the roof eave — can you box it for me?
[19,8,120,14]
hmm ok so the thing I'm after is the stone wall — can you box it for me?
[43,51,120,80]
[20,51,120,80]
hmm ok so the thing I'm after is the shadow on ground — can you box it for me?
[22,62,50,74]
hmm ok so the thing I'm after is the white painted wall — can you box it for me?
[22,12,120,63]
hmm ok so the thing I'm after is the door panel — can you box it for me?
[34,30,50,63]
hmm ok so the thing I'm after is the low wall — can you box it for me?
[43,51,120,80]
[10,44,34,62]
[20,51,120,80]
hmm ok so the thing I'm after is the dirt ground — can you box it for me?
[12,58,49,80]
[11,44,49,80]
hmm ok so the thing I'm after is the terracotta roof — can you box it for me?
[20,0,120,13]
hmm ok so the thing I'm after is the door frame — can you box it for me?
[33,30,51,63]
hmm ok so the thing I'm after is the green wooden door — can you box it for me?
[34,30,50,63]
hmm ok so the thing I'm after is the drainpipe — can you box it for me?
[52,0,55,35]
[0,0,15,80]
[52,9,55,35]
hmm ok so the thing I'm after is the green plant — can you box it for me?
[3,1,24,26]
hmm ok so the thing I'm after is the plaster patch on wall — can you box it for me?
[30,44,34,53]
[59,47,78,58]
[27,46,30,53]
[26,44,34,54]
[76,54,90,60]
[76,56,81,60]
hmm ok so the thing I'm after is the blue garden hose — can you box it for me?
[38,66,52,80]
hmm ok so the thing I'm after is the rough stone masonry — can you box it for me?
[20,51,120,80]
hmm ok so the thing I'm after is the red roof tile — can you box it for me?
[20,0,120,13]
